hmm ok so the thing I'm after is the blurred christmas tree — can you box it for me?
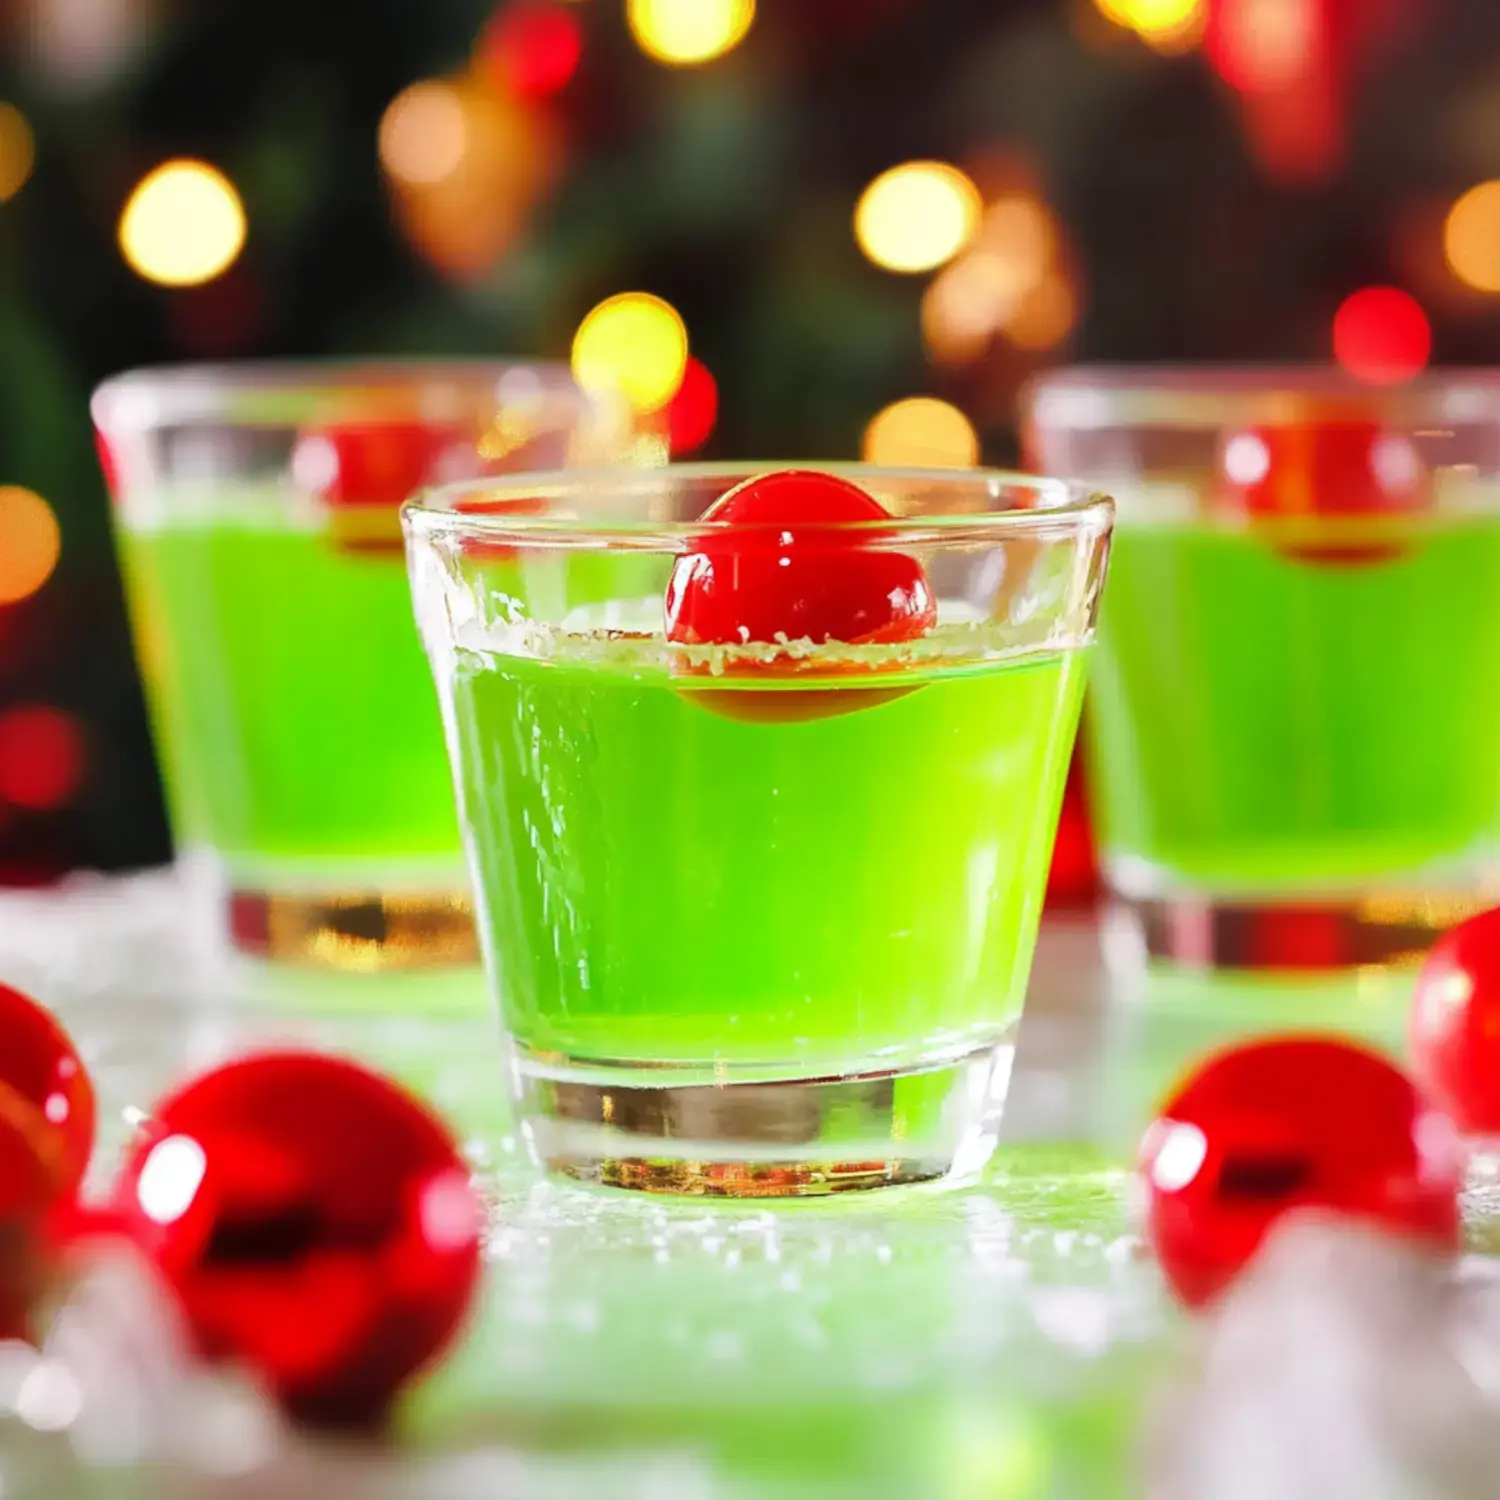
[0,0,1498,873]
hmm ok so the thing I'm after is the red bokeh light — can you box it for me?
[0,706,85,811]
[1045,756,1099,909]
[667,357,718,455]
[1332,287,1431,385]
[168,265,264,357]
[482,2,583,100]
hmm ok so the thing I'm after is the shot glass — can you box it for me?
[93,362,639,971]
[405,463,1112,1194]
[1024,366,1500,971]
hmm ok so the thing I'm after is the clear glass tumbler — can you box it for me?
[1025,366,1500,971]
[93,361,638,972]
[405,463,1112,1194]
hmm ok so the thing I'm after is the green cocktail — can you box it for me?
[1026,367,1500,970]
[450,640,1084,1070]
[1088,517,1500,890]
[408,463,1112,1193]
[94,362,622,970]
[120,501,464,897]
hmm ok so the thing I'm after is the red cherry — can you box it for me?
[111,1052,483,1431]
[294,421,483,557]
[1139,1036,1460,1309]
[0,983,94,1210]
[1411,905,1500,1137]
[663,470,936,723]
[1218,420,1425,566]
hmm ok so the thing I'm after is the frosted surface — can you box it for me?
[0,868,1461,1496]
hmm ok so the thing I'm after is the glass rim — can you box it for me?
[90,358,591,433]
[402,462,1114,547]
[1023,363,1500,431]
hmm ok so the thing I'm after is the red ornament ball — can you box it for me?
[1218,419,1425,566]
[111,1052,484,1430]
[1411,905,1500,1137]
[0,981,94,1211]
[663,470,936,724]
[1140,1035,1461,1309]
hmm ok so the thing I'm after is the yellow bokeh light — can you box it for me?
[1097,0,1204,43]
[1445,181,1500,294]
[379,81,468,187]
[0,104,36,203]
[863,398,980,469]
[0,487,61,605]
[855,162,982,275]
[571,292,689,413]
[627,0,755,67]
[118,160,246,288]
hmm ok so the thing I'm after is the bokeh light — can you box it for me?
[482,2,584,99]
[118,160,246,287]
[922,192,1061,365]
[571,292,688,413]
[0,706,84,811]
[1208,0,1318,92]
[667,357,718,454]
[922,254,1026,366]
[1004,273,1078,351]
[385,78,557,281]
[855,162,981,274]
[982,195,1056,283]
[627,0,754,67]
[1097,0,1204,46]
[1333,287,1431,385]
[863,398,980,469]
[1444,181,1500,294]
[380,82,469,186]
[0,487,61,605]
[0,104,36,203]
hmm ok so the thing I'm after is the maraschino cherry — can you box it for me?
[1411,905,1500,1138]
[293,421,480,507]
[110,1052,483,1430]
[1139,1035,1460,1309]
[294,421,482,556]
[664,469,936,722]
[1218,420,1425,566]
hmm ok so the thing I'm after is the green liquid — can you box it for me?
[120,505,461,879]
[1087,518,1500,890]
[447,635,1085,1074]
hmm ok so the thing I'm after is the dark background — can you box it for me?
[0,0,1494,875]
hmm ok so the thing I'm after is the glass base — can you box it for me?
[511,1042,1014,1197]
[227,888,479,971]
[1112,891,1489,972]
